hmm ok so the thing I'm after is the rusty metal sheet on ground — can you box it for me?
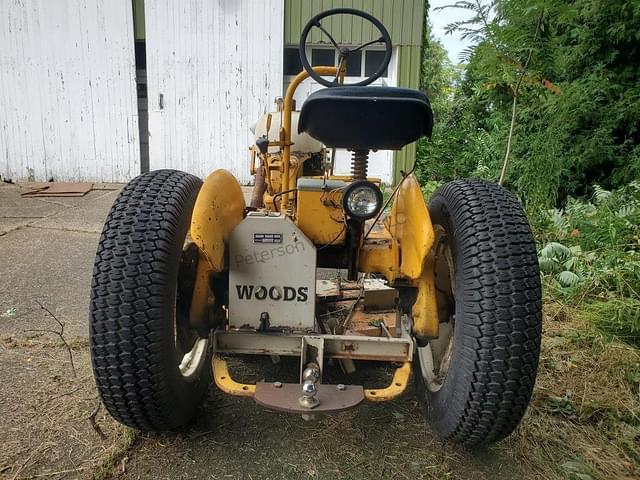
[20,182,93,197]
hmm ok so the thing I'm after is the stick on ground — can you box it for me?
[25,301,77,377]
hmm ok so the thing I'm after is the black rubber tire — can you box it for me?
[89,169,211,431]
[414,179,542,449]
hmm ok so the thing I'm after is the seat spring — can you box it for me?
[351,149,369,181]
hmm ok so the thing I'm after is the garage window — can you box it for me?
[284,46,391,80]
[364,50,388,77]
[311,48,335,67]
[344,50,362,77]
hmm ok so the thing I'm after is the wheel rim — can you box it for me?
[178,337,209,379]
[175,242,209,382]
[417,225,456,392]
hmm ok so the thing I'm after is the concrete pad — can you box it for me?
[32,189,120,233]
[0,217,35,236]
[0,226,99,338]
[0,183,66,219]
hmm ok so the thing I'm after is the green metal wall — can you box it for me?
[393,44,422,182]
[284,0,423,46]
[132,0,145,40]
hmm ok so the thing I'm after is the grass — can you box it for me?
[91,426,138,480]
[526,183,640,478]
[504,300,640,479]
[581,297,640,348]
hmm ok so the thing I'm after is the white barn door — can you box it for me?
[145,0,284,183]
[0,0,139,183]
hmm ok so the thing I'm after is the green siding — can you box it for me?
[132,0,145,40]
[284,0,424,46]
[393,44,422,183]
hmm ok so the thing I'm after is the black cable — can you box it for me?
[317,224,346,251]
[364,161,417,240]
[271,188,297,212]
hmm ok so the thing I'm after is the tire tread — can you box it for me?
[421,179,542,448]
[90,169,203,431]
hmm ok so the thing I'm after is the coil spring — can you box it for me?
[351,149,369,181]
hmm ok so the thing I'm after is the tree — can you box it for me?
[418,0,640,208]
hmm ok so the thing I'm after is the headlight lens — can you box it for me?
[343,181,383,220]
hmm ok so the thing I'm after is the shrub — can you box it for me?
[536,182,640,344]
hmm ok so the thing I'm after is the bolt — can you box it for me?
[336,384,346,391]
[273,381,283,389]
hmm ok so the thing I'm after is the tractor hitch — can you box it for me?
[254,381,364,414]
[212,327,414,413]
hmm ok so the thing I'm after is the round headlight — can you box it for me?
[342,181,383,220]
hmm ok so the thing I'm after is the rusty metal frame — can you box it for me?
[212,354,412,404]
[214,331,413,363]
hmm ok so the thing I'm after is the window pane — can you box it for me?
[284,47,302,76]
[365,50,388,77]
[311,48,335,67]
[344,50,362,77]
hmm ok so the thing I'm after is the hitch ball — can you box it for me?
[299,364,321,409]
[301,380,317,396]
[302,364,321,383]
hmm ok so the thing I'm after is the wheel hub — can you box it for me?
[179,338,209,379]
[175,242,210,381]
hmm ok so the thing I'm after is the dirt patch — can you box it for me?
[1,303,638,480]
[114,389,521,480]
[0,336,130,480]
[108,304,640,480]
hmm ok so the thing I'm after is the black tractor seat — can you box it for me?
[298,86,433,151]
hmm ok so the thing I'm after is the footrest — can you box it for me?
[254,382,364,413]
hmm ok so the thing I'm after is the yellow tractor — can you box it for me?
[89,9,542,448]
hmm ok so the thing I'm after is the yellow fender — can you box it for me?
[389,175,439,339]
[360,175,440,339]
[189,170,245,324]
[412,254,440,339]
[387,175,440,340]
[387,175,434,278]
[191,169,246,271]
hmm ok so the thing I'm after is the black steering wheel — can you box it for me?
[299,8,392,87]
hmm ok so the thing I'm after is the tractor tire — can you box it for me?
[90,169,211,431]
[414,179,542,449]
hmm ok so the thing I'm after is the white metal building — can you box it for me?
[0,0,423,185]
